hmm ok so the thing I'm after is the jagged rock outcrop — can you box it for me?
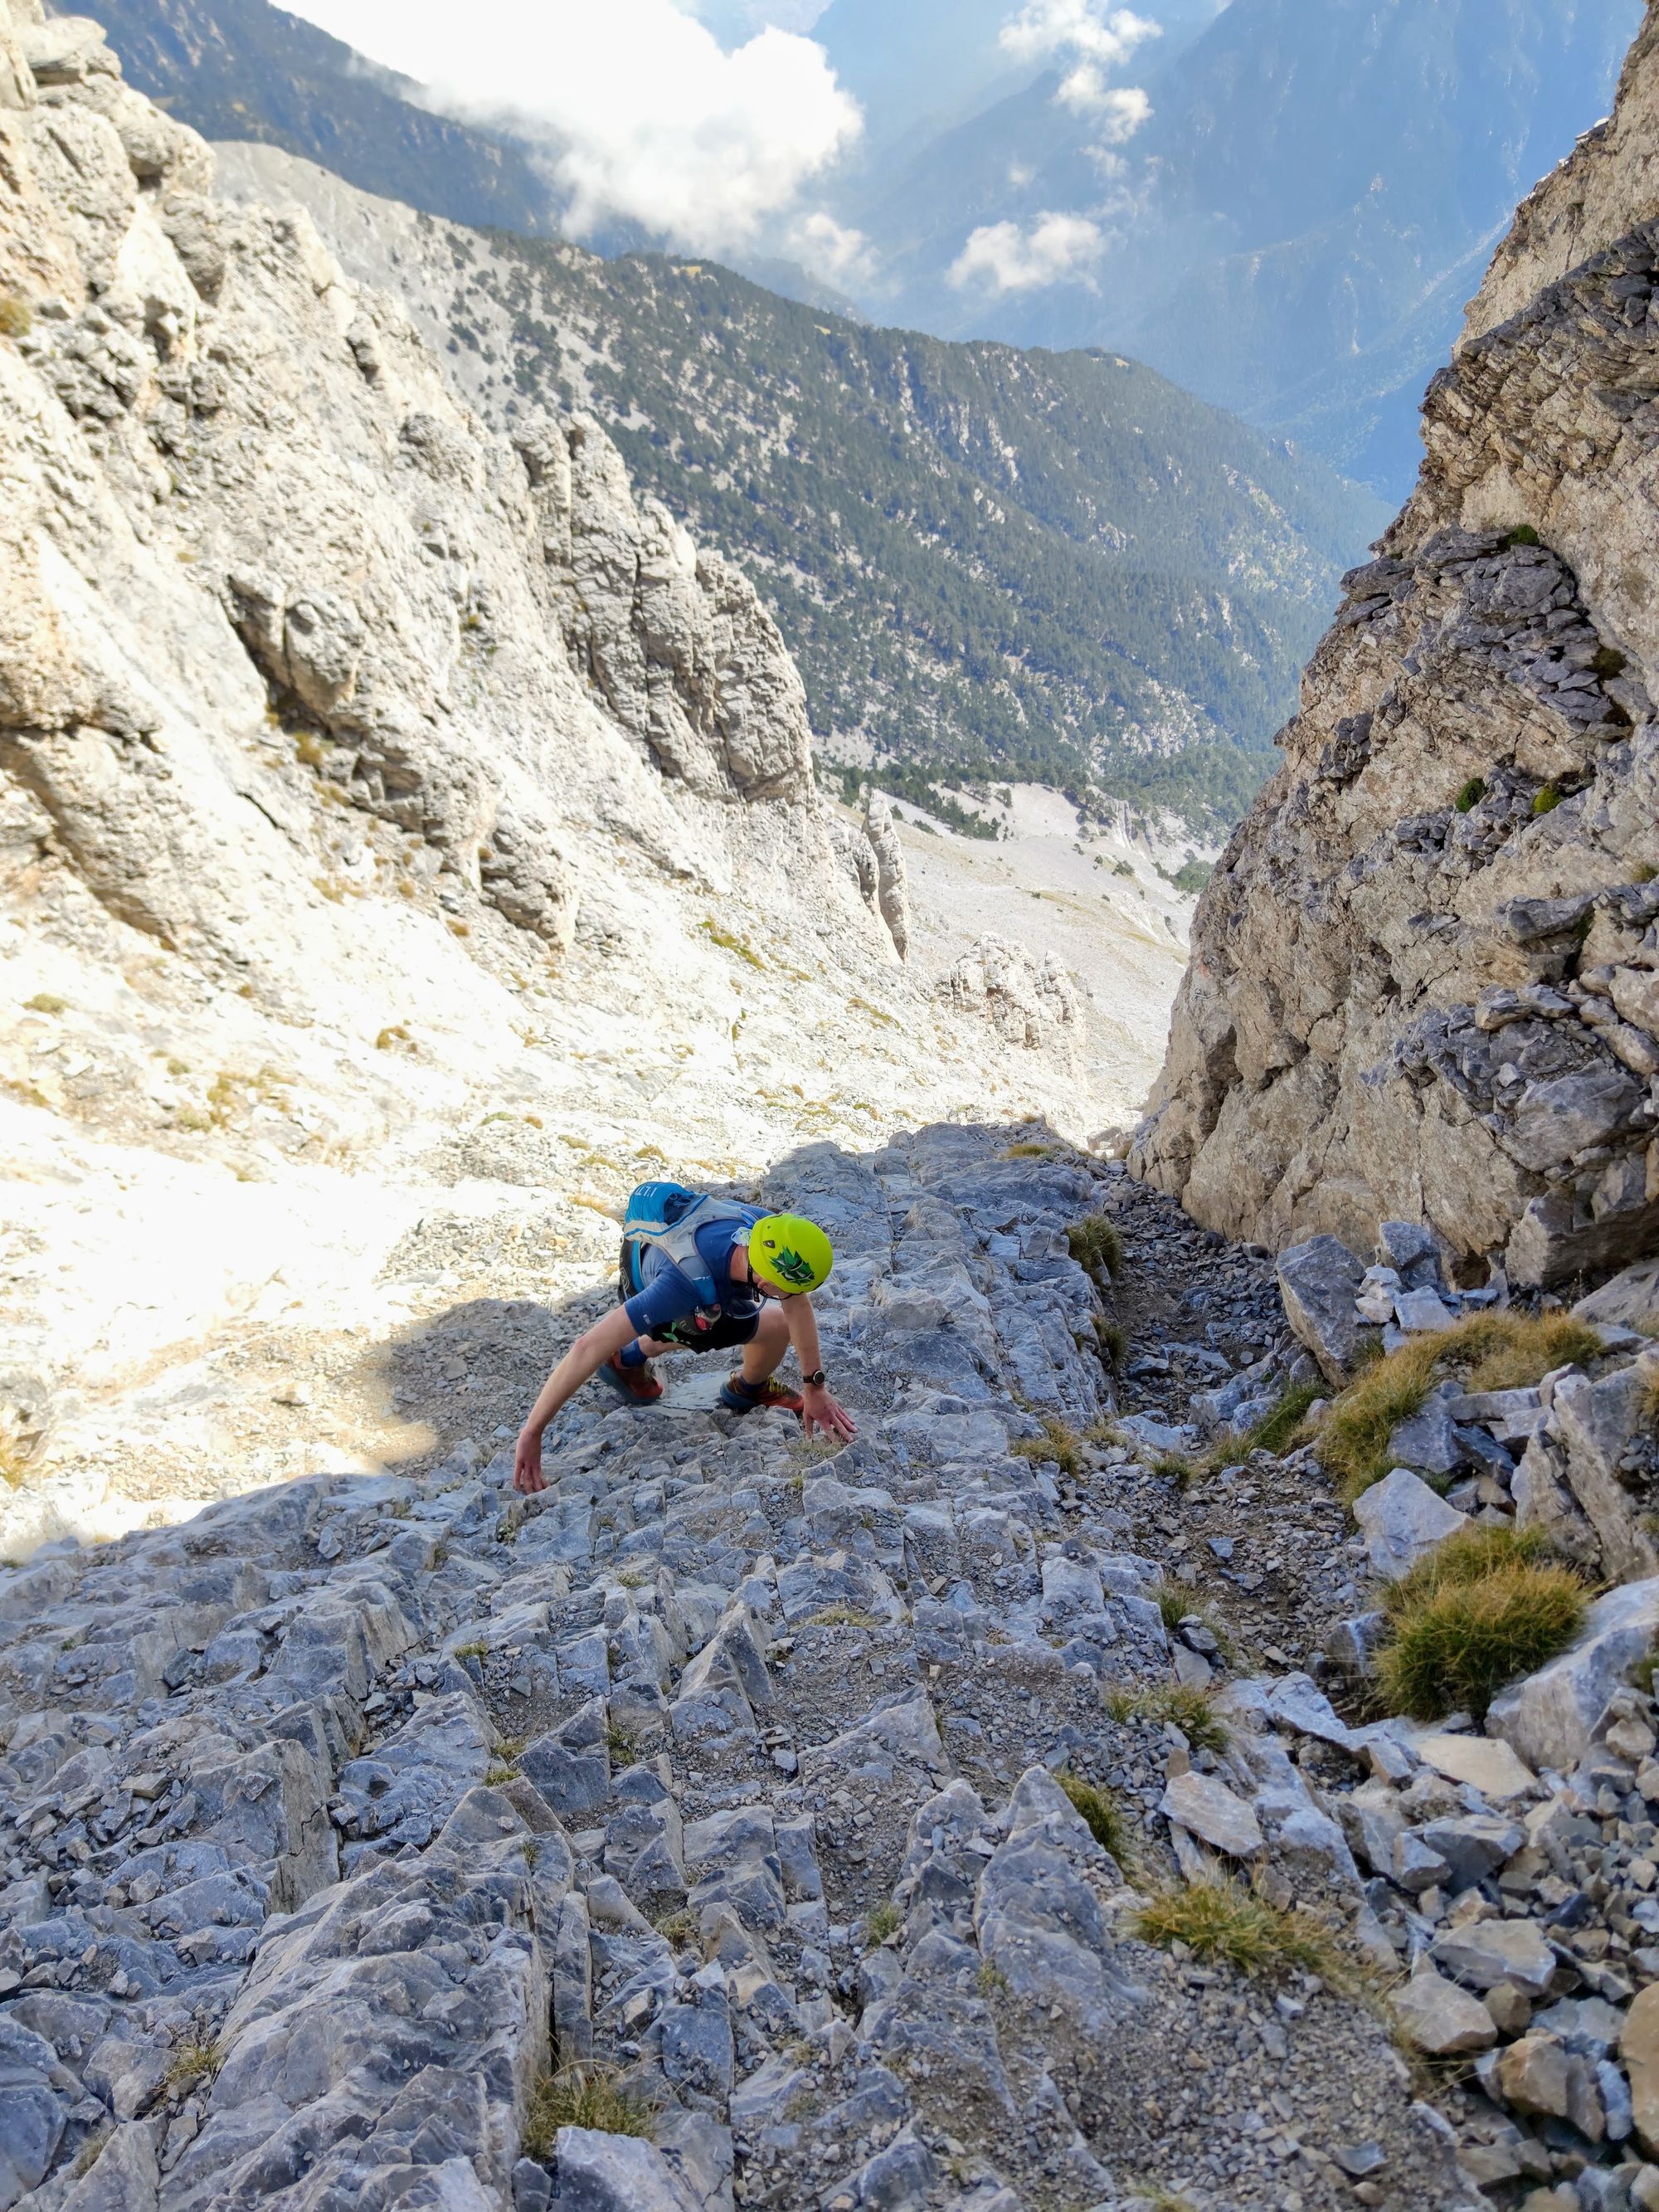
[1133,3,1659,1286]
[939,936,1082,1069]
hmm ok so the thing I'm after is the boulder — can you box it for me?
[1277,1236,1375,1384]
[1378,1221,1447,1291]
[1622,1982,1659,2156]
[1385,1392,1467,1479]
[552,2129,702,2212]
[1496,2033,1605,2139]
[1576,1257,1659,1333]
[1431,1917,1557,1998]
[1390,1964,1497,2056]
[1486,1577,1659,1775]
[1159,1771,1263,1859]
[1351,1469,1468,1581]
[1394,1287,1458,1334]
[1409,1732,1538,1803]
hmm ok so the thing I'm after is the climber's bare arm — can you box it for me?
[513,1303,640,1494]
[784,1295,857,1442]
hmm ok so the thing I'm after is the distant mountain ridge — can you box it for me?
[62,0,561,232]
[216,143,1388,831]
[836,0,1642,495]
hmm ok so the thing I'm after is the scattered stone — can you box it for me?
[1352,1469,1469,1581]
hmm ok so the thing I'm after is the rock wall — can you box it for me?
[1131,2,1659,1287]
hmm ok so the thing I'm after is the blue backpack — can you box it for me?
[621,1182,758,1307]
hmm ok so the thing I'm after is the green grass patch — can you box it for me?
[1068,1212,1124,1284]
[1532,784,1562,816]
[1453,777,1486,813]
[1056,1771,1136,1867]
[1105,1682,1229,1755]
[1012,1415,1084,1479]
[700,917,763,968]
[1093,1316,1127,1374]
[1131,1876,1353,1990]
[1320,1312,1603,1506]
[863,1900,902,1946]
[522,2063,656,2156]
[164,2034,224,2098]
[1374,1524,1587,1721]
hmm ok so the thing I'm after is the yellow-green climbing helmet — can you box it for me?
[749,1213,834,1294]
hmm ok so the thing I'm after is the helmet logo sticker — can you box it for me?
[767,1243,816,1287]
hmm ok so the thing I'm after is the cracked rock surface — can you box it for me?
[0,1128,1471,2211]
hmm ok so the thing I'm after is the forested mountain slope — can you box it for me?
[216,144,1388,830]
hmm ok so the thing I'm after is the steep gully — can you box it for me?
[2,1128,1488,2212]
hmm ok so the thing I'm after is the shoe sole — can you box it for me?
[599,1362,662,1405]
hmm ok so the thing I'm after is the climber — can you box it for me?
[513,1182,857,1494]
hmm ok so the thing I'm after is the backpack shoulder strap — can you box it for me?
[625,1196,756,1306]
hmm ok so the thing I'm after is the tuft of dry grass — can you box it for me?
[1105,1682,1229,1755]
[863,1899,902,1946]
[701,917,763,969]
[806,1604,881,1630]
[1321,1312,1603,1505]
[1068,1212,1124,1284]
[1012,1415,1082,1479]
[164,2034,224,2098]
[0,292,32,339]
[1150,1581,1235,1665]
[1374,1524,1587,1722]
[1093,1315,1127,1374]
[1131,1875,1353,1990]
[521,2063,657,2158]
[1002,1140,1056,1159]
[1056,1771,1136,1867]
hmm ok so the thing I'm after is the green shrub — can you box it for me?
[1375,1529,1587,1721]
[1453,777,1486,813]
[1093,1315,1127,1374]
[863,1900,902,1946]
[1105,1682,1229,1754]
[1012,1415,1082,1478]
[1068,1213,1124,1284]
[1532,784,1562,816]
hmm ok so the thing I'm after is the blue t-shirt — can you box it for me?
[623,1209,765,1339]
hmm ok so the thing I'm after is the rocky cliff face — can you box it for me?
[0,0,1137,1539]
[1133,1,1659,1289]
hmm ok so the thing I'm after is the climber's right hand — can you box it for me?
[513,1425,547,1496]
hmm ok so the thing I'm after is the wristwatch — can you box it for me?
[801,1370,826,1389]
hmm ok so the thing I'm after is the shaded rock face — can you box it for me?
[1133,6,1659,1287]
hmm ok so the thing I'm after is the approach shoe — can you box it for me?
[599,1354,663,1403]
[719,1372,804,1419]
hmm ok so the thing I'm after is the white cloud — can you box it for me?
[790,212,877,290]
[999,2,1160,69]
[1057,71,1151,139]
[285,0,861,255]
[948,211,1106,293]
